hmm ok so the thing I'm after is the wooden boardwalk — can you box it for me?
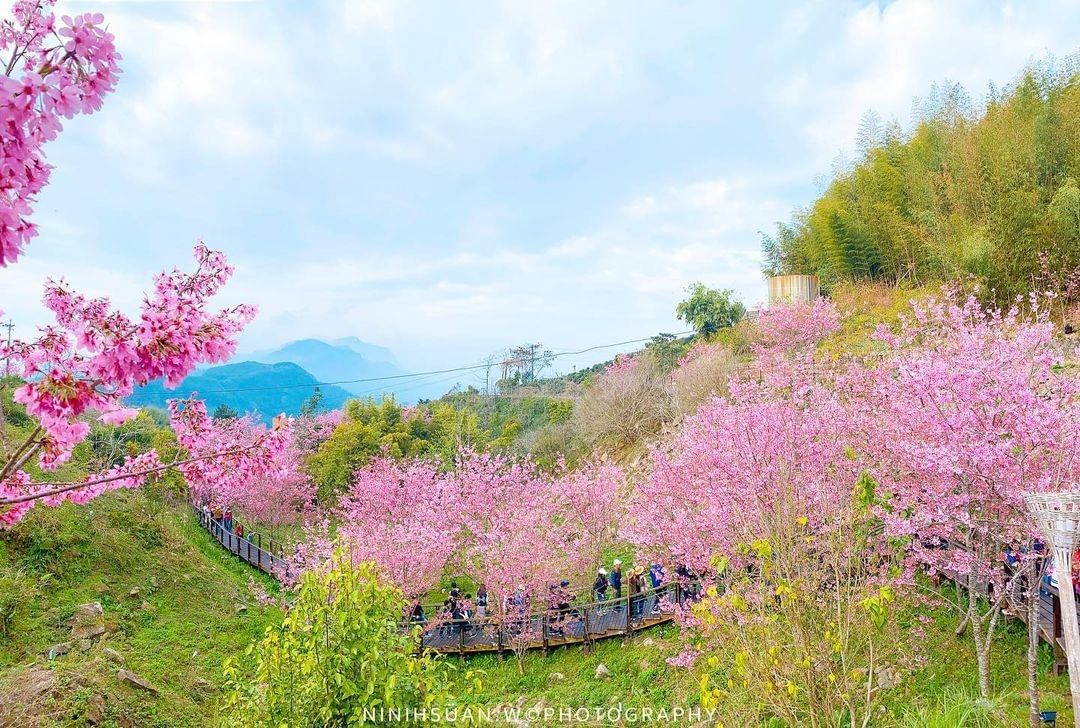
[194,507,681,655]
[415,587,681,655]
[196,508,292,579]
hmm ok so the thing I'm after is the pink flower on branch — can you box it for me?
[0,244,261,525]
[0,1,122,265]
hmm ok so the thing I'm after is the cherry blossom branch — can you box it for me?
[0,426,42,481]
[0,443,264,507]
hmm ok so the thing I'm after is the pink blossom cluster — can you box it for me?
[625,290,1080,678]
[292,410,342,454]
[675,339,722,369]
[229,448,316,531]
[0,1,121,265]
[301,450,624,627]
[168,397,294,509]
[868,292,1080,589]
[754,296,841,355]
[1,245,261,526]
[212,410,338,530]
[0,449,164,528]
[622,373,860,575]
[605,353,639,376]
[1,244,255,470]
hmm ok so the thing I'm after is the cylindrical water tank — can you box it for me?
[768,275,820,305]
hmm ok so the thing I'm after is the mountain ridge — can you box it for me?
[130,360,351,421]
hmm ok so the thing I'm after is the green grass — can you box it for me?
[0,491,282,727]
[469,628,696,712]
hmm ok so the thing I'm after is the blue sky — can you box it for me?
[2,0,1079,374]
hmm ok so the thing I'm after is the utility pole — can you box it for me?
[1,321,12,377]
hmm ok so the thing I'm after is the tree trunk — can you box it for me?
[968,578,992,698]
[1027,561,1041,728]
[955,579,970,637]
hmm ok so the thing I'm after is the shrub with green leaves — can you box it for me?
[221,555,480,726]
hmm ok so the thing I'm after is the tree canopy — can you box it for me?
[675,284,746,336]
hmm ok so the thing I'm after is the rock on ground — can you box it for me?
[71,602,106,640]
[0,667,57,724]
[86,694,106,725]
[117,669,159,695]
[594,663,612,679]
[46,642,71,659]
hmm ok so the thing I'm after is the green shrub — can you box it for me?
[221,555,480,726]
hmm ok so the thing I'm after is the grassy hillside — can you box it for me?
[0,491,283,727]
[1,469,1076,726]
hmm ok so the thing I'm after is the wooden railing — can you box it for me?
[196,508,291,580]
[413,582,687,655]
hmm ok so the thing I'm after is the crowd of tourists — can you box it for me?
[409,558,698,642]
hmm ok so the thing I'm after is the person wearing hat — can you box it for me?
[593,568,609,604]
[609,559,624,609]
[629,567,646,620]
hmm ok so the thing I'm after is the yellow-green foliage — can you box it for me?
[818,281,943,358]
[221,556,479,727]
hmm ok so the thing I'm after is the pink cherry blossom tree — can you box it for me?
[548,456,624,575]
[168,397,292,508]
[330,455,459,603]
[870,290,1080,707]
[229,447,316,540]
[455,449,571,673]
[624,298,847,576]
[623,299,910,724]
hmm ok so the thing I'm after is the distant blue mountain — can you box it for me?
[129,361,350,422]
[329,336,398,366]
[235,337,459,404]
[254,339,403,395]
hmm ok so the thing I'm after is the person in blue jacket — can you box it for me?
[593,568,608,603]
[609,559,623,610]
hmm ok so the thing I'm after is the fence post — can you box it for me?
[542,613,549,655]
[625,592,632,638]
[459,618,465,654]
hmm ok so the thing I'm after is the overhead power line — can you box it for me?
[126,331,694,399]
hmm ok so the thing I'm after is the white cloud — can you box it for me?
[227,176,775,366]
[779,0,1072,163]
[5,0,1078,374]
